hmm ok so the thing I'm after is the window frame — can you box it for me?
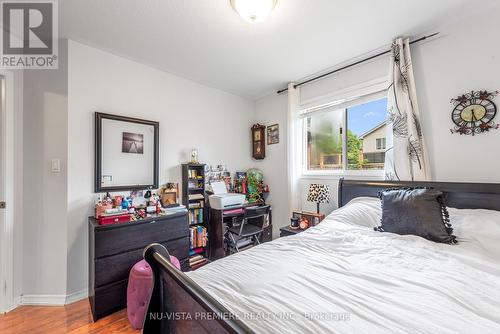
[299,83,388,178]
[376,137,386,150]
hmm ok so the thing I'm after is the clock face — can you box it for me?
[450,90,499,136]
[452,99,496,128]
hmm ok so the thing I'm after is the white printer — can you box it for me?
[208,181,246,210]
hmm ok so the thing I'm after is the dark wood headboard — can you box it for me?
[338,178,500,211]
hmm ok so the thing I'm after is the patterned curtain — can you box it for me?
[385,38,430,181]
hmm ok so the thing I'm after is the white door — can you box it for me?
[0,75,7,313]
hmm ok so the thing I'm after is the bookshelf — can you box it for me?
[181,163,210,270]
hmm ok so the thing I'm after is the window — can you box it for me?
[303,96,387,172]
[376,138,386,150]
[363,152,385,164]
[305,109,343,170]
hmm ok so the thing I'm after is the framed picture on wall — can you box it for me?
[122,132,144,154]
[267,124,279,145]
[95,112,159,192]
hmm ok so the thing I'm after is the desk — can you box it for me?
[209,202,272,260]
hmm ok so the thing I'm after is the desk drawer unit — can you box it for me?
[89,212,189,321]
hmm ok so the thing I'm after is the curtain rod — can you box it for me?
[276,32,439,95]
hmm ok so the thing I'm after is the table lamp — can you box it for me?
[307,184,330,214]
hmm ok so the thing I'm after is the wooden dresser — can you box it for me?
[88,212,189,321]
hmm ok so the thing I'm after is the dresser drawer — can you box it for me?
[92,279,128,320]
[95,215,188,258]
[94,237,189,288]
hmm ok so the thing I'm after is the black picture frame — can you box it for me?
[267,123,279,145]
[95,112,159,193]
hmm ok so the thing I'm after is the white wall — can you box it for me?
[22,40,68,297]
[66,40,255,294]
[411,11,500,182]
[253,93,288,238]
[254,5,500,225]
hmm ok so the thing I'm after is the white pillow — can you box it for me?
[448,207,500,260]
[330,197,382,228]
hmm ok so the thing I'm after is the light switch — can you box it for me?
[51,159,61,173]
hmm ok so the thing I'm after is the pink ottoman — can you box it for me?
[127,256,181,330]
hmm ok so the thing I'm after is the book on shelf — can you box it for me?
[190,259,209,269]
[189,247,205,256]
[188,254,208,266]
[189,225,208,249]
[187,170,203,179]
[189,254,204,262]
[188,208,204,225]
[188,179,204,190]
[189,202,204,209]
[190,259,206,266]
[188,193,205,201]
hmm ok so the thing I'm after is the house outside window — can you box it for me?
[360,125,386,169]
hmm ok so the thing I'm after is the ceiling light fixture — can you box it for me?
[230,0,277,24]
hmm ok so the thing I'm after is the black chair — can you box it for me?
[226,205,270,254]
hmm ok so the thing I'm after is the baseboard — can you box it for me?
[21,294,66,306]
[19,289,88,307]
[3,296,21,313]
[65,288,88,304]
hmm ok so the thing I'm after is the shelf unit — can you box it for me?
[181,163,210,270]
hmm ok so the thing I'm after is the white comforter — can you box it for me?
[187,198,500,334]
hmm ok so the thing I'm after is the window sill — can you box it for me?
[300,170,385,180]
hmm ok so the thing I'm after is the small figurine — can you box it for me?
[137,209,146,219]
[113,196,123,207]
[121,197,131,210]
[190,148,199,163]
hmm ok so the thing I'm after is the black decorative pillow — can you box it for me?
[374,187,457,244]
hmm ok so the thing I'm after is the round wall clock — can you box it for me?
[450,90,498,136]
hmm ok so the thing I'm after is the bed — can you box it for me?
[143,179,500,333]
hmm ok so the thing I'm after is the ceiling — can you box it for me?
[60,0,498,100]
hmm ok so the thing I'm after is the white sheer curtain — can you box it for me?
[385,38,430,181]
[287,83,300,216]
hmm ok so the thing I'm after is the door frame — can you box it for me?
[0,71,15,313]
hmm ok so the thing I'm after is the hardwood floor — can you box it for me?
[0,300,139,334]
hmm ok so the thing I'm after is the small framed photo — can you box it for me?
[267,124,279,145]
[122,132,144,154]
